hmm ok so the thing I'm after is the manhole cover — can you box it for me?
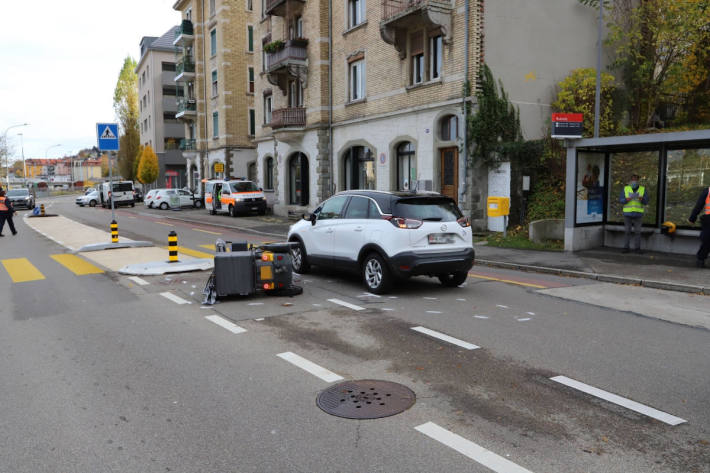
[316,380,416,419]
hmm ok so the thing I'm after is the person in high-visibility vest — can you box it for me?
[619,173,650,254]
[0,190,18,237]
[688,186,710,268]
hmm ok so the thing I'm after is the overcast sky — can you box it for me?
[0,0,180,161]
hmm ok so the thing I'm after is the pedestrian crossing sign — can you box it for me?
[96,123,120,151]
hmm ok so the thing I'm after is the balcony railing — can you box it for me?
[264,0,305,16]
[176,98,197,117]
[175,58,195,77]
[266,42,307,71]
[179,138,197,151]
[270,107,306,129]
[173,20,195,46]
[380,0,452,58]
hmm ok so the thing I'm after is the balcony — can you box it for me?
[179,138,197,151]
[270,107,306,129]
[173,20,194,46]
[174,58,195,82]
[265,40,308,92]
[380,0,452,58]
[175,98,197,120]
[264,0,305,17]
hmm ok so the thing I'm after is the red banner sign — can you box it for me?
[552,113,583,123]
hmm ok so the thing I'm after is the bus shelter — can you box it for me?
[564,130,710,254]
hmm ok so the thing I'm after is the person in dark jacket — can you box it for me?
[0,190,18,236]
[688,186,710,268]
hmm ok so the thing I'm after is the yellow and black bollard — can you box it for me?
[168,231,179,263]
[110,220,118,243]
[40,204,46,216]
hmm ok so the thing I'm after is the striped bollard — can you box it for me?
[168,231,179,263]
[110,220,118,243]
[40,204,46,216]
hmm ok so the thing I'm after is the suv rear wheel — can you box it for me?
[438,271,468,287]
[362,252,392,294]
[290,240,310,274]
[229,205,237,217]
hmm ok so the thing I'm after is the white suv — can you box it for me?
[287,190,475,294]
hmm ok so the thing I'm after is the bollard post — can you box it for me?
[168,231,179,263]
[110,220,118,243]
[40,204,45,216]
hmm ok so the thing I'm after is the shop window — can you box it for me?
[396,142,416,191]
[343,146,375,190]
[665,147,710,228]
[289,152,309,205]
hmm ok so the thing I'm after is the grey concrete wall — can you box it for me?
[484,0,606,139]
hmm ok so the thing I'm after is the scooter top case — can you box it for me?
[214,251,255,297]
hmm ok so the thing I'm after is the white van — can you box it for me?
[99,181,135,208]
[205,179,266,217]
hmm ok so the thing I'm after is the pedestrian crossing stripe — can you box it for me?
[1,258,45,283]
[199,244,216,251]
[50,254,104,275]
[162,246,214,259]
[100,126,116,139]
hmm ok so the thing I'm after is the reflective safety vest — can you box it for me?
[623,186,646,214]
[705,188,710,215]
[0,196,8,212]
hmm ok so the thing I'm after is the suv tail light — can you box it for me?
[108,191,111,197]
[457,216,471,228]
[383,215,423,229]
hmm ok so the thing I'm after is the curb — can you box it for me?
[476,259,709,296]
[157,213,288,238]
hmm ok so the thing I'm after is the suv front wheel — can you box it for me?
[438,271,468,287]
[291,240,310,274]
[362,253,392,294]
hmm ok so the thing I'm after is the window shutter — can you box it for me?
[411,32,424,56]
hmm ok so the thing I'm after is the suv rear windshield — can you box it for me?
[113,183,133,192]
[7,190,29,197]
[393,198,463,222]
[230,181,258,193]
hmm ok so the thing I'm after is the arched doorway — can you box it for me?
[395,141,416,191]
[342,145,375,190]
[288,152,309,206]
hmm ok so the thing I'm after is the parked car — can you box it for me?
[76,190,100,207]
[144,189,159,208]
[98,181,135,208]
[204,179,267,216]
[83,187,96,195]
[6,189,35,209]
[287,190,475,294]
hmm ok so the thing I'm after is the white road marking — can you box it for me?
[200,306,213,310]
[415,422,533,473]
[496,305,509,309]
[328,298,365,311]
[127,276,149,286]
[388,296,398,299]
[550,375,687,426]
[382,308,394,311]
[424,297,438,300]
[474,315,489,319]
[248,302,264,306]
[426,311,443,314]
[526,312,535,316]
[255,318,265,321]
[456,298,467,302]
[361,292,381,298]
[276,352,343,383]
[411,326,479,350]
[160,292,191,305]
[205,315,247,334]
[517,318,531,322]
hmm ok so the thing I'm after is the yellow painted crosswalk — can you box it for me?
[50,254,104,275]
[1,258,46,283]
[162,246,214,259]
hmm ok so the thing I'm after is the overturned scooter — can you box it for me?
[202,239,303,305]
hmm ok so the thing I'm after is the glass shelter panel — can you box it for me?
[576,152,605,224]
[665,148,710,229]
[608,151,659,225]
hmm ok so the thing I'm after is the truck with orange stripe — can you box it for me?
[205,179,267,217]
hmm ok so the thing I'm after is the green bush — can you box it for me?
[526,179,565,223]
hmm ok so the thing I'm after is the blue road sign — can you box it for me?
[96,123,120,151]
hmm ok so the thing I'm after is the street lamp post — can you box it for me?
[17,132,25,186]
[3,123,29,188]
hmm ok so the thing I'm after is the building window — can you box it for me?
[430,35,442,80]
[349,59,364,101]
[348,0,364,29]
[248,67,255,93]
[264,95,272,124]
[213,111,219,138]
[412,53,424,84]
[289,152,309,205]
[162,62,176,72]
[343,146,375,190]
[396,142,416,191]
[249,109,256,136]
[262,49,267,72]
[440,115,458,141]
[296,16,303,38]
[247,25,254,52]
[212,70,218,97]
[288,80,304,107]
[248,162,257,182]
[210,29,217,56]
[210,0,216,16]
[264,156,274,190]
[247,0,253,11]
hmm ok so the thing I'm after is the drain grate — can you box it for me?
[316,380,416,419]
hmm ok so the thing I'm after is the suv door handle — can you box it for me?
[325,228,334,234]
[354,226,364,232]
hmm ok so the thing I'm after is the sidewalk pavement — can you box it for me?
[133,211,710,295]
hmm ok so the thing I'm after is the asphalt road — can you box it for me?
[0,195,708,473]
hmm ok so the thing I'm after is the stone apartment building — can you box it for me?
[136,27,187,188]
[173,0,257,193]
[252,0,479,217]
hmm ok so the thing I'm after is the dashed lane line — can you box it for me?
[328,298,365,311]
[550,375,686,426]
[192,227,222,235]
[205,315,247,334]
[127,276,150,286]
[160,292,191,305]
[50,254,104,275]
[411,326,479,350]
[1,258,46,283]
[277,352,343,383]
[469,273,547,289]
[415,422,534,473]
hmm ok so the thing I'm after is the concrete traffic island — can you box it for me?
[118,258,214,276]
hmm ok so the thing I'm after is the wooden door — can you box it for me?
[440,147,458,203]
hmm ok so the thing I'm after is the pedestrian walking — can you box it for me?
[619,173,649,253]
[688,185,710,268]
[0,190,18,237]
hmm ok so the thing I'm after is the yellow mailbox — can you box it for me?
[487,196,510,217]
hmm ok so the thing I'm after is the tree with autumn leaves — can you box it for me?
[137,145,159,186]
[113,56,141,180]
